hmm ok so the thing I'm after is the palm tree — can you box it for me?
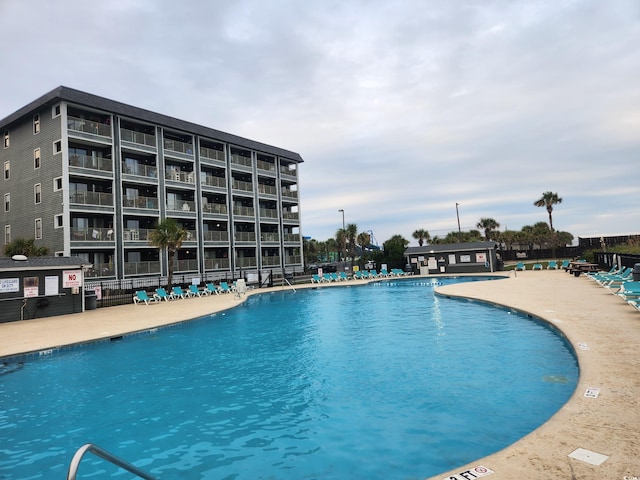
[148,218,187,288]
[335,228,346,261]
[412,228,430,246]
[345,223,358,262]
[534,191,563,257]
[476,218,500,241]
[4,237,49,257]
[357,231,371,265]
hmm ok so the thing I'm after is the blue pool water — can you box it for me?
[0,278,578,479]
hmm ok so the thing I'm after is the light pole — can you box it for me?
[338,209,345,230]
[455,203,461,242]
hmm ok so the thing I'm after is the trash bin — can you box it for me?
[633,263,640,282]
[85,292,97,310]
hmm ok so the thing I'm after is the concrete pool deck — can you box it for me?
[1,271,638,479]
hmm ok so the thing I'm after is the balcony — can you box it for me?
[285,255,302,264]
[258,184,277,196]
[282,211,299,221]
[175,259,199,272]
[68,116,112,138]
[203,231,229,242]
[234,232,256,242]
[256,159,276,173]
[201,175,226,189]
[85,263,116,278]
[202,203,227,215]
[283,233,301,243]
[204,258,230,270]
[259,208,278,219]
[232,179,253,192]
[261,256,281,266]
[230,154,252,168]
[260,232,279,242]
[236,257,257,268]
[164,139,193,155]
[71,227,114,241]
[200,146,225,162]
[69,191,113,207]
[123,196,158,210]
[167,200,196,213]
[281,189,298,199]
[184,229,197,242]
[124,261,161,276]
[122,162,157,179]
[123,228,151,241]
[233,206,255,217]
[69,154,113,173]
[280,165,297,178]
[120,128,156,147]
[166,169,195,184]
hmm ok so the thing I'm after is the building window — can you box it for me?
[53,140,62,154]
[33,114,40,134]
[34,183,42,204]
[52,104,61,118]
[35,218,42,239]
[54,176,63,191]
[4,193,9,212]
[3,131,8,148]
[4,225,10,244]
[3,161,8,180]
[34,148,41,169]
[54,214,63,228]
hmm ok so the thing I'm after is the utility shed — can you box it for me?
[0,256,91,323]
[404,241,501,274]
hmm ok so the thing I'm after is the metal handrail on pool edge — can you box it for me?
[66,443,157,480]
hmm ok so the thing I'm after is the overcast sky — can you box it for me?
[1,0,639,245]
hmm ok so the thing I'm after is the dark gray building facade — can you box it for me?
[404,241,501,274]
[1,86,304,283]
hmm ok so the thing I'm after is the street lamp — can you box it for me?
[338,209,345,230]
[455,203,462,242]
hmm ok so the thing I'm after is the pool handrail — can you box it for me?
[67,443,157,480]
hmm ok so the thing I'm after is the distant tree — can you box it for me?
[148,218,187,288]
[345,223,358,262]
[3,238,49,257]
[382,235,410,266]
[498,230,518,251]
[412,228,430,246]
[534,191,563,257]
[335,228,346,261]
[476,218,500,241]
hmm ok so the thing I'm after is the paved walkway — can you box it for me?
[1,272,638,479]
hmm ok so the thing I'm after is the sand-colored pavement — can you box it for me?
[1,271,638,479]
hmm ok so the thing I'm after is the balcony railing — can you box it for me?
[230,154,252,168]
[68,116,112,137]
[281,189,298,199]
[259,208,278,219]
[204,258,230,270]
[258,184,277,196]
[285,255,302,264]
[234,232,256,242]
[163,139,193,155]
[280,165,297,177]
[124,261,161,276]
[167,200,195,213]
[283,233,301,243]
[183,230,197,242]
[261,256,281,266]
[69,154,113,173]
[175,259,199,272]
[203,230,229,242]
[120,128,156,147]
[260,232,279,242]
[256,160,276,172]
[166,169,195,184]
[233,206,255,217]
[123,228,151,241]
[123,196,158,210]
[202,203,227,215]
[69,191,113,207]
[232,179,253,192]
[200,146,225,162]
[71,227,115,241]
[201,175,226,188]
[282,211,299,221]
[236,257,257,267]
[85,263,115,278]
[122,162,157,179]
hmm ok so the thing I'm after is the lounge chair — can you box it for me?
[532,263,543,271]
[614,282,640,301]
[234,279,248,298]
[154,287,173,301]
[133,290,157,305]
[353,271,366,280]
[515,262,526,271]
[547,261,558,270]
[339,272,349,281]
[379,269,389,277]
[188,284,203,297]
[323,273,333,282]
[311,274,323,283]
[628,299,640,312]
[171,286,187,299]
[560,260,570,270]
[330,272,340,282]
[218,282,233,294]
[205,283,219,295]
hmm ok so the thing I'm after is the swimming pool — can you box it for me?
[0,277,578,479]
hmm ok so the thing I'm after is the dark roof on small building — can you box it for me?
[0,86,303,163]
[404,241,499,256]
[0,256,90,272]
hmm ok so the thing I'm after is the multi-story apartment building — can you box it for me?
[0,86,304,281]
